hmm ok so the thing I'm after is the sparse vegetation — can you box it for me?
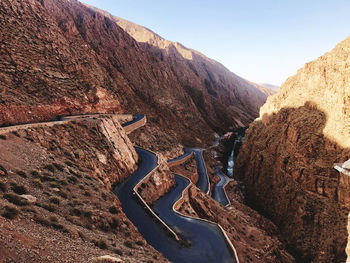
[35,215,69,233]
[57,190,68,198]
[33,178,43,188]
[35,216,51,226]
[4,193,28,206]
[49,197,60,205]
[58,179,68,186]
[123,240,133,248]
[41,173,55,182]
[31,170,41,178]
[11,131,20,137]
[0,134,7,140]
[0,165,7,176]
[136,240,144,246]
[70,207,82,216]
[53,162,64,171]
[65,161,74,167]
[40,203,57,212]
[10,183,27,195]
[16,170,27,178]
[109,206,118,214]
[0,181,7,192]
[44,164,56,173]
[93,239,108,249]
[68,176,77,183]
[109,216,120,229]
[113,248,123,256]
[2,205,19,219]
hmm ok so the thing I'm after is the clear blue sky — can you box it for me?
[80,0,350,86]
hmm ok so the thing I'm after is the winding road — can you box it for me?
[115,147,236,262]
[185,148,210,194]
[212,167,230,206]
[0,113,238,263]
[114,117,238,262]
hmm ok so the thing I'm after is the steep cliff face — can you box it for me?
[235,37,350,262]
[91,10,274,132]
[177,186,295,263]
[0,116,166,262]
[0,0,272,155]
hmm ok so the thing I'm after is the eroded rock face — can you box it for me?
[0,116,166,262]
[0,0,272,157]
[178,186,295,263]
[137,153,175,204]
[235,38,350,262]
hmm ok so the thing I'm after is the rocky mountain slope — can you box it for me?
[0,0,272,158]
[0,0,282,262]
[92,10,275,129]
[260,83,279,92]
[0,115,168,262]
[235,37,350,262]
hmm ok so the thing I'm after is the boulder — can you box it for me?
[91,255,122,263]
[342,159,350,170]
[20,194,37,204]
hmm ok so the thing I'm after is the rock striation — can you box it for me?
[0,0,273,157]
[235,37,350,262]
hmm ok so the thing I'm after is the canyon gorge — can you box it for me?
[0,0,349,262]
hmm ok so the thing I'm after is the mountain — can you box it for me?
[260,83,279,91]
[235,37,350,262]
[0,0,288,262]
[0,0,273,158]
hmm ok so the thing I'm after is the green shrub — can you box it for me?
[68,176,77,183]
[109,206,118,214]
[0,181,7,192]
[93,239,108,249]
[0,165,7,176]
[53,163,64,171]
[57,190,68,198]
[123,240,133,248]
[35,216,51,226]
[65,161,74,167]
[44,164,56,173]
[70,208,82,216]
[35,216,69,233]
[4,193,28,206]
[136,240,144,246]
[16,170,27,178]
[49,197,60,205]
[33,178,43,188]
[31,170,41,178]
[70,198,82,206]
[10,183,27,195]
[12,131,20,137]
[113,248,123,256]
[109,216,120,229]
[26,136,34,142]
[83,209,93,218]
[40,203,56,212]
[41,174,55,182]
[2,205,19,219]
[51,222,69,233]
[58,179,68,186]
[21,207,37,214]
